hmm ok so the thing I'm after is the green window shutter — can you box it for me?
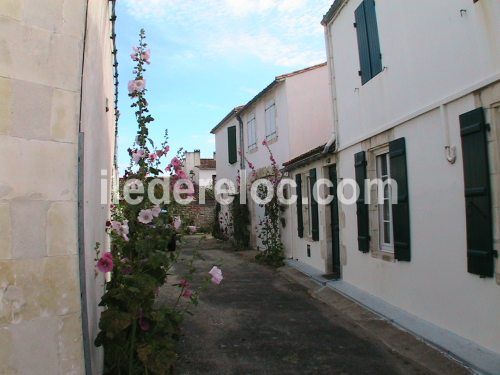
[354,2,371,85]
[227,126,237,164]
[459,107,494,277]
[309,168,319,241]
[389,138,411,261]
[364,0,382,77]
[354,151,370,252]
[296,174,304,238]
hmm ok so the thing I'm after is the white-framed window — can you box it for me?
[376,152,394,252]
[247,113,257,150]
[265,101,276,140]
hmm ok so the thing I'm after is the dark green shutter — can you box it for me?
[296,174,304,238]
[459,107,494,277]
[364,0,382,77]
[354,2,371,85]
[310,168,319,241]
[355,0,382,84]
[227,126,237,164]
[354,151,370,252]
[389,138,411,261]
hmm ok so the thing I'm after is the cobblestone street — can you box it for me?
[163,236,468,375]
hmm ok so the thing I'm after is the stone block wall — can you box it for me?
[176,199,217,231]
[0,1,116,373]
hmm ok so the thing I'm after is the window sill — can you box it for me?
[247,146,258,154]
[266,135,278,145]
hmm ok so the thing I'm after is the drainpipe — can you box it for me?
[77,0,92,374]
[323,23,339,154]
[440,104,457,164]
[236,114,245,169]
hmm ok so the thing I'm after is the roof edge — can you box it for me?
[321,0,347,26]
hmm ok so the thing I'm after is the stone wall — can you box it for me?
[0,1,116,373]
[176,199,217,231]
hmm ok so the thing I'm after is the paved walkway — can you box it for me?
[162,236,468,375]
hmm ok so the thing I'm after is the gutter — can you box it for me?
[236,114,245,169]
[77,0,92,373]
[322,18,339,154]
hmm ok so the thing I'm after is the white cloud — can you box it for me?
[123,0,330,67]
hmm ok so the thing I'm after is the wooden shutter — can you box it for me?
[354,2,371,85]
[389,138,411,261]
[354,151,370,252]
[310,168,319,241]
[227,126,237,164]
[364,0,382,77]
[296,174,304,238]
[460,107,494,277]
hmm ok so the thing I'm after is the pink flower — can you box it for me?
[148,152,158,162]
[262,139,268,146]
[179,279,190,288]
[173,216,182,231]
[209,266,223,285]
[97,255,114,273]
[163,145,170,154]
[103,251,113,260]
[156,149,164,157]
[109,220,129,241]
[138,209,154,224]
[142,49,151,64]
[132,149,145,163]
[182,289,193,299]
[151,206,161,217]
[170,157,181,169]
[165,164,172,172]
[176,170,188,180]
[127,79,146,94]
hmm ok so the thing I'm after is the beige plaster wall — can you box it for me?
[0,0,116,373]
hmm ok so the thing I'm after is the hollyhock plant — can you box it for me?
[97,253,114,273]
[138,209,154,224]
[96,30,223,374]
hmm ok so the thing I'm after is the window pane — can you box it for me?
[383,200,390,220]
[383,222,390,244]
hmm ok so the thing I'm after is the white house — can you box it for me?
[321,0,500,370]
[211,63,333,249]
[183,150,216,188]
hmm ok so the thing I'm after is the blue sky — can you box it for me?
[116,0,332,170]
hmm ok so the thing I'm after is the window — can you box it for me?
[376,152,394,252]
[265,101,276,140]
[247,113,257,150]
[354,0,382,85]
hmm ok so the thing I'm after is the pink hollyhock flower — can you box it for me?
[138,209,154,224]
[173,216,182,230]
[156,149,164,157]
[176,170,188,180]
[135,79,146,91]
[97,255,114,273]
[127,80,137,94]
[170,157,181,169]
[209,266,223,285]
[182,289,193,299]
[163,145,170,154]
[148,152,158,162]
[103,251,113,260]
[138,309,150,331]
[179,279,190,288]
[151,206,161,217]
[142,49,151,64]
[119,220,129,241]
[132,149,145,163]
[165,164,172,172]
[262,139,268,146]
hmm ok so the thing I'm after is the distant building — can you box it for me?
[183,150,217,188]
[211,63,333,249]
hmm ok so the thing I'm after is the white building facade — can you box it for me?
[211,64,333,251]
[322,0,500,364]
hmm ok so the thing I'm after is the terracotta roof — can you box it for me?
[321,0,344,26]
[210,62,327,135]
[198,159,216,170]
